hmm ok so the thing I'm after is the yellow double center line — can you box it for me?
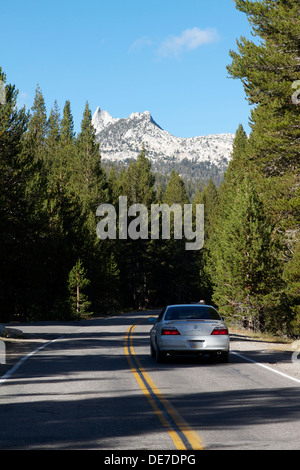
[124,323,205,450]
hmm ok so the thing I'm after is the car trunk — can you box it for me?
[165,320,220,336]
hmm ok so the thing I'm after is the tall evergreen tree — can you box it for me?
[163,169,189,206]
[44,100,82,249]
[68,259,91,317]
[0,70,52,320]
[57,100,75,195]
[116,148,156,307]
[227,0,300,219]
[46,101,60,161]
[192,179,219,304]
[0,69,28,319]
[227,0,300,333]
[152,170,198,304]
[216,124,250,228]
[44,100,61,187]
[120,145,155,207]
[209,178,281,331]
[197,178,219,240]
[74,101,106,217]
[26,84,48,161]
[223,124,249,187]
[107,166,122,206]
[282,240,300,335]
[60,100,75,147]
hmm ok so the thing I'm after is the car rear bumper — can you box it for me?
[157,335,230,353]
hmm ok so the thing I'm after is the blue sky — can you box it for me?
[1,0,253,137]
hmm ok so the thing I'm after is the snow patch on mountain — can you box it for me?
[92,107,234,176]
[92,106,120,132]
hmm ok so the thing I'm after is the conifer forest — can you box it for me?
[0,0,299,337]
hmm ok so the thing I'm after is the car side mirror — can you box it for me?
[147,316,156,323]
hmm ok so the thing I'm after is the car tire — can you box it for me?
[210,351,229,363]
[155,342,166,363]
[150,342,155,358]
[220,351,229,363]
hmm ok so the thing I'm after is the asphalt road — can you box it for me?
[0,311,300,450]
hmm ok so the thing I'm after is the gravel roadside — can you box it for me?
[230,330,300,382]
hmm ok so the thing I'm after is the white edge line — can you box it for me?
[231,351,300,385]
[0,336,65,386]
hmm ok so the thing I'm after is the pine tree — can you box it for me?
[217,124,250,214]
[31,99,84,318]
[209,178,281,331]
[224,124,249,186]
[0,70,52,320]
[282,240,300,335]
[44,100,61,186]
[0,69,28,319]
[227,0,300,334]
[116,147,156,307]
[120,145,155,207]
[60,100,75,147]
[156,170,197,304]
[107,166,122,205]
[26,84,48,161]
[163,169,189,206]
[192,180,219,304]
[156,184,164,204]
[227,0,300,219]
[44,100,83,249]
[197,178,219,240]
[74,101,106,217]
[68,259,91,317]
[46,101,60,161]
[58,100,75,195]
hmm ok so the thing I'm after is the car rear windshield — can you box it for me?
[164,306,221,321]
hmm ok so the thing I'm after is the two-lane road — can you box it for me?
[0,311,299,450]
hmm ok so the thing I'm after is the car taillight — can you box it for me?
[161,328,181,336]
[211,327,228,335]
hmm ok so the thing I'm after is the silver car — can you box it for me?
[149,304,230,363]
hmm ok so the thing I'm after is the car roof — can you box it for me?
[165,304,214,308]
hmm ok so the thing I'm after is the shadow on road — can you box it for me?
[0,312,299,450]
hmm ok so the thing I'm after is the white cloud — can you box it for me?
[129,36,153,53]
[157,27,219,58]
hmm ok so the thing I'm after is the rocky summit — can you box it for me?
[92,107,235,183]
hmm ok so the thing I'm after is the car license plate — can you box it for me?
[189,340,204,349]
